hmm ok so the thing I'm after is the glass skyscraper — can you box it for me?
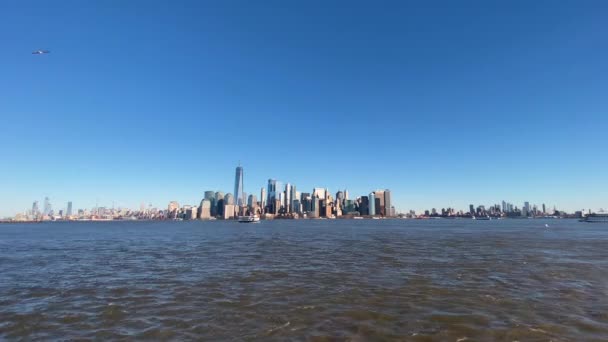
[234,165,244,206]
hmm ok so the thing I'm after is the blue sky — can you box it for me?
[1,0,607,216]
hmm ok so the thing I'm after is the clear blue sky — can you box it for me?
[1,0,607,217]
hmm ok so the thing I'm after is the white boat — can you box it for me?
[580,213,608,223]
[473,215,491,220]
[238,215,260,223]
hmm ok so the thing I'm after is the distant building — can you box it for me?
[285,183,292,213]
[199,199,211,219]
[469,204,475,215]
[260,187,267,210]
[234,165,244,206]
[384,190,392,217]
[66,201,73,217]
[523,201,530,217]
[247,194,257,208]
[368,192,376,216]
[224,193,234,206]
[313,188,327,200]
[168,201,180,219]
[301,193,312,212]
[223,204,235,219]
[214,191,224,216]
[43,197,51,216]
[290,184,297,213]
[32,201,39,217]
[374,190,385,216]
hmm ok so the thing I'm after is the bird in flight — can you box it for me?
[32,49,50,55]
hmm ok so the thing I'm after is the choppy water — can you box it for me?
[1,219,607,341]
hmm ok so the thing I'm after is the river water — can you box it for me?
[1,219,607,341]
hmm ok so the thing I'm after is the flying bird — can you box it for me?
[32,50,50,55]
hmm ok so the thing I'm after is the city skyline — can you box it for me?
[1,1,607,217]
[6,162,601,220]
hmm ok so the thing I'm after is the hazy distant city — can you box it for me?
[3,164,599,223]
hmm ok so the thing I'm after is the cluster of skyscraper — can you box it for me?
[166,165,395,220]
[27,197,73,219]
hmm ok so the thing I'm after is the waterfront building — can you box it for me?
[290,184,297,213]
[224,193,235,206]
[168,201,180,219]
[344,199,357,214]
[214,191,224,216]
[32,201,39,217]
[301,193,312,212]
[186,206,198,220]
[523,201,530,217]
[267,179,277,204]
[469,204,475,215]
[267,179,283,213]
[233,165,245,206]
[43,197,51,216]
[336,191,344,205]
[223,204,235,219]
[374,190,385,216]
[368,192,376,216]
[66,201,73,217]
[542,203,546,214]
[260,187,267,210]
[199,199,211,219]
[384,190,392,217]
[311,196,320,218]
[285,183,292,213]
[216,198,224,217]
[293,199,301,214]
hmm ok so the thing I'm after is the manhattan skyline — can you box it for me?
[1,1,607,217]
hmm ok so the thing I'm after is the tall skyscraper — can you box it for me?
[267,179,277,205]
[234,165,244,206]
[523,201,530,217]
[32,201,39,216]
[374,190,385,216]
[336,191,344,205]
[290,184,297,212]
[43,197,51,216]
[542,203,546,214]
[469,204,475,215]
[67,201,73,217]
[284,183,292,213]
[384,190,392,217]
[260,187,267,210]
[199,199,212,219]
[368,192,376,216]
[167,201,180,219]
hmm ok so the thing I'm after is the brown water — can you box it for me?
[1,219,607,341]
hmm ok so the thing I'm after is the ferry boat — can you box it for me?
[580,213,608,223]
[473,215,491,220]
[238,215,260,223]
